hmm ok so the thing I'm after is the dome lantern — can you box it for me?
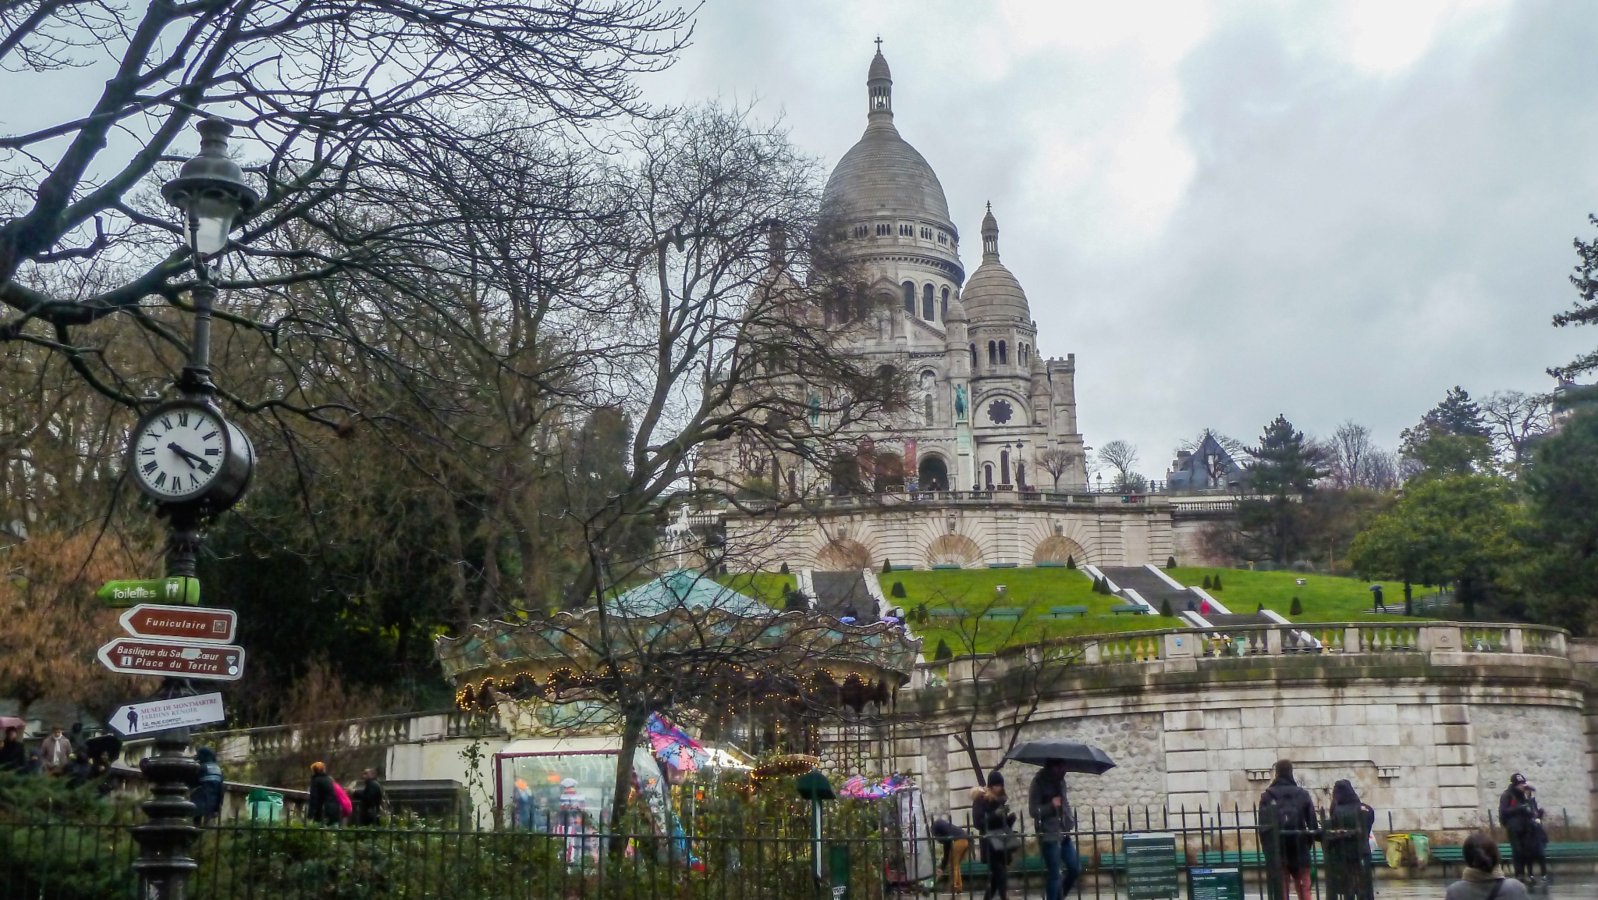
[868,37,892,119]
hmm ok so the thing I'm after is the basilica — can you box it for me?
[709,46,1201,571]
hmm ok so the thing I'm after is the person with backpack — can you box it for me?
[190,747,225,823]
[1498,773,1539,882]
[307,761,342,825]
[1259,759,1318,900]
[1446,832,1529,899]
[1323,779,1375,900]
[972,772,1018,900]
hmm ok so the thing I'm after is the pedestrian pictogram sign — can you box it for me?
[118,604,236,644]
[110,693,226,737]
[96,637,245,681]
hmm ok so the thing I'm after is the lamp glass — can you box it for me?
[189,191,239,257]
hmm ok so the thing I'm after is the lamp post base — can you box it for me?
[131,685,199,900]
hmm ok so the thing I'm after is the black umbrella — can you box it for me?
[1005,741,1116,774]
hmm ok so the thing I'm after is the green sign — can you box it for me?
[1124,832,1179,900]
[1188,867,1245,900]
[97,577,200,607]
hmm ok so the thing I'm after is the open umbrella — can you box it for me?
[1005,741,1116,774]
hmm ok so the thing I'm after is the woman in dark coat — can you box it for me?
[1324,779,1375,900]
[972,771,1017,900]
[1498,773,1538,880]
[190,747,225,823]
[307,761,341,825]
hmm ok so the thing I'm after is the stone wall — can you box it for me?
[854,625,1594,839]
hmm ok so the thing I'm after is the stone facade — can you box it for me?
[839,623,1594,839]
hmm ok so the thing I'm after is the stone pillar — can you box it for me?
[1433,703,1480,831]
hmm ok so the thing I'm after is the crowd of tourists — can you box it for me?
[0,722,117,792]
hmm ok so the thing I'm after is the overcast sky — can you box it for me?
[642,0,1598,477]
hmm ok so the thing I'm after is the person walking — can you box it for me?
[1498,773,1538,882]
[1029,758,1081,900]
[39,726,72,774]
[973,772,1017,900]
[1520,784,1549,886]
[190,747,225,823]
[1259,759,1319,900]
[307,761,342,825]
[1446,832,1529,900]
[354,767,386,826]
[1323,779,1375,900]
[930,818,972,892]
[0,726,26,773]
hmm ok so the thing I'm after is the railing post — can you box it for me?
[1343,626,1362,654]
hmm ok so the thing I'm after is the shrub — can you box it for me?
[1065,555,1076,569]
[779,561,789,574]
[1257,603,1265,613]
[913,602,928,624]
[1290,596,1303,616]
[934,639,953,661]
[1166,556,1177,569]
[890,581,906,599]
[1160,598,1174,617]
[1202,575,1212,590]
[882,559,892,574]
[1213,575,1223,591]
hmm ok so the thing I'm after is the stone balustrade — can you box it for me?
[119,708,502,768]
[914,621,1569,688]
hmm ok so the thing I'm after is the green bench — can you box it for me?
[1197,849,1388,868]
[983,607,1024,620]
[1110,604,1149,615]
[960,856,1048,879]
[928,607,962,618]
[1048,605,1088,618]
[1433,841,1598,875]
[1545,841,1598,861]
[1099,850,1184,872]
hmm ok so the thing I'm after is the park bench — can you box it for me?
[1110,604,1149,615]
[1432,841,1598,876]
[1197,848,1388,869]
[1099,848,1185,873]
[982,607,1024,620]
[928,607,961,618]
[1048,605,1088,618]
[960,855,1047,880]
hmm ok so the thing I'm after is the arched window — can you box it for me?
[854,285,869,321]
[969,343,978,369]
[920,369,937,390]
[988,341,997,366]
[922,394,933,425]
[999,341,1008,364]
[1001,450,1011,486]
[902,282,915,314]
[922,284,935,320]
[941,287,950,320]
[983,463,994,490]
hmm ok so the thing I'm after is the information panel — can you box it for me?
[1123,831,1179,900]
[1188,866,1246,900]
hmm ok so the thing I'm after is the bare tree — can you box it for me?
[1,1,690,423]
[1036,447,1079,490]
[1481,390,1554,467]
[1326,421,1373,489]
[1095,440,1140,488]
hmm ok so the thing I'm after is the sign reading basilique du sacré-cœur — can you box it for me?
[96,637,245,681]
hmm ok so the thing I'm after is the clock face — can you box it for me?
[131,404,228,501]
[986,399,1014,425]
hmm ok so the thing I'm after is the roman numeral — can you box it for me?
[201,431,218,442]
[160,417,172,430]
[140,448,155,456]
[142,461,158,475]
[154,472,167,487]
[204,448,220,456]
[189,473,200,488]
[178,412,189,427]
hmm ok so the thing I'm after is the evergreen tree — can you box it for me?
[1290,596,1303,616]
[1065,555,1076,569]
[1166,556,1177,569]
[891,581,906,599]
[933,639,953,661]
[1202,575,1213,590]
[1522,408,1598,634]
[1552,214,1598,380]
[1237,414,1330,564]
[1213,575,1223,591]
[1160,598,1174,617]
[882,558,893,574]
[1400,387,1494,478]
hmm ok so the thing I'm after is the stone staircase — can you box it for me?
[1097,565,1199,614]
[810,570,878,623]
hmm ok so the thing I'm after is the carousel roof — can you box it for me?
[436,570,922,712]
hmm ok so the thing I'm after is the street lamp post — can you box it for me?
[129,118,259,900]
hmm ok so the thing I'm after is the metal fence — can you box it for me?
[5,803,1523,900]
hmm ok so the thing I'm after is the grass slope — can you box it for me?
[1166,567,1438,622]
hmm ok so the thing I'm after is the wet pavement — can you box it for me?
[911,874,1597,898]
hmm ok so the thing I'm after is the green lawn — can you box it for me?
[1166,567,1439,622]
[716,571,798,606]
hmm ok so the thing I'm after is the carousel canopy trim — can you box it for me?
[435,569,922,700]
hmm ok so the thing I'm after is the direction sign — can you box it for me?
[97,577,200,607]
[118,604,236,644]
[110,693,225,737]
[97,637,245,681]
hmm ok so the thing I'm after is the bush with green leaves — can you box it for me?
[890,581,906,598]
[1160,598,1174,617]
[1290,596,1303,616]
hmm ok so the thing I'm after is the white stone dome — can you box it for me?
[961,205,1030,323]
[821,49,955,231]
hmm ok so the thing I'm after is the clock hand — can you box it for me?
[167,443,215,474]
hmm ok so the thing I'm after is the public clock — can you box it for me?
[127,400,255,513]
